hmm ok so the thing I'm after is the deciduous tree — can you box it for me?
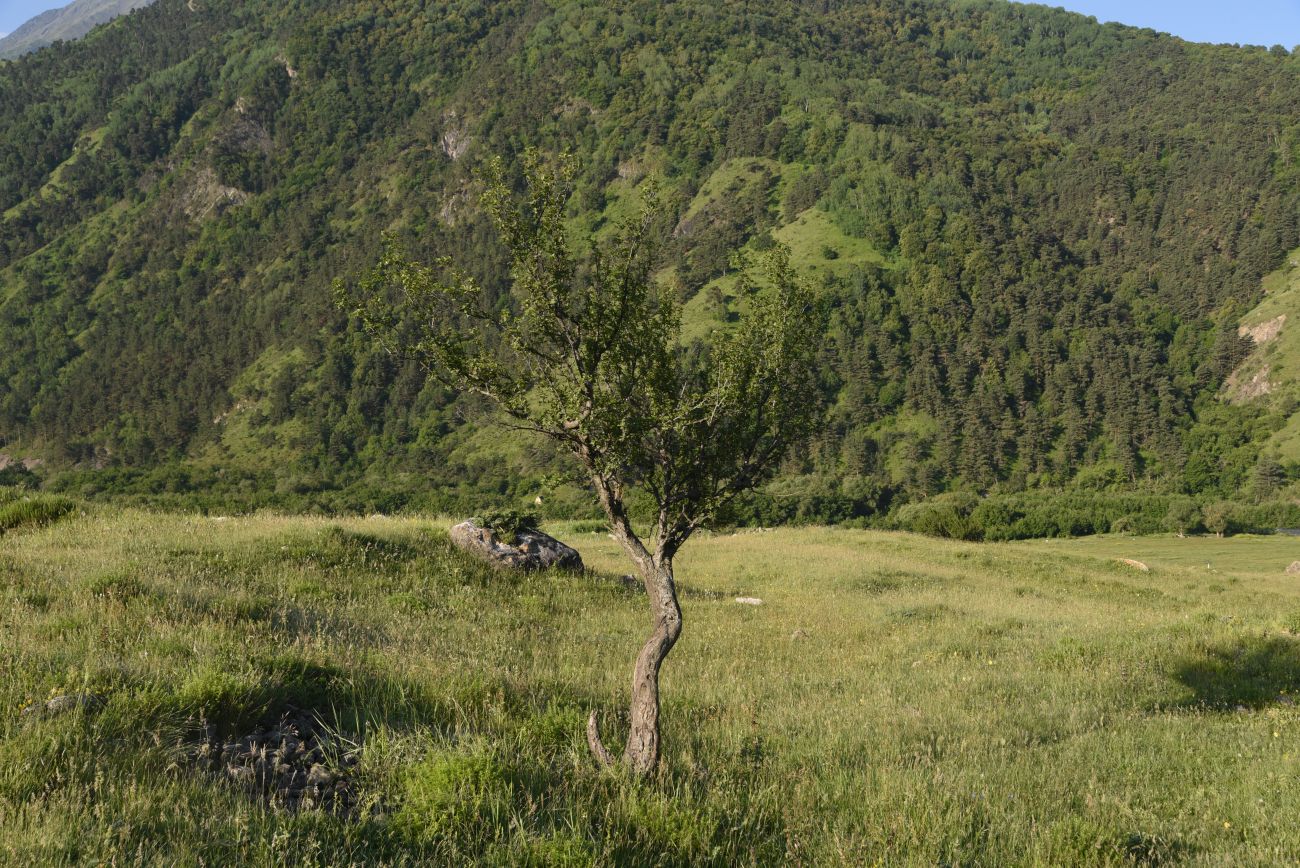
[339,151,825,775]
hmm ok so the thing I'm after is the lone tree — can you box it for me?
[339,151,824,775]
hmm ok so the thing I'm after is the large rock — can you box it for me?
[450,521,583,572]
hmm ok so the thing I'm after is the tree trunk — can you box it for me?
[584,478,685,775]
[587,556,683,777]
[622,558,683,775]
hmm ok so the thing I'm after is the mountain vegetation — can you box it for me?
[3,0,1300,528]
[0,0,157,59]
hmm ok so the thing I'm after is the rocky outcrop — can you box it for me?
[179,166,250,221]
[0,454,44,472]
[1240,314,1287,346]
[450,520,583,572]
[1223,362,1273,402]
[440,111,471,160]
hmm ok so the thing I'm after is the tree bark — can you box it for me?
[586,552,683,776]
[621,558,682,775]
[584,477,685,776]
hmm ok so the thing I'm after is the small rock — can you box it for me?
[1286,561,1300,576]
[735,597,764,606]
[227,765,255,784]
[21,693,104,719]
[791,629,808,641]
[307,764,333,786]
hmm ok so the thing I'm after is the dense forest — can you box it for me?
[2,0,1300,533]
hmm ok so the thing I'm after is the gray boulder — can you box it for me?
[450,520,583,572]
[21,692,104,719]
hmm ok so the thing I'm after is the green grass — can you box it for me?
[771,206,890,278]
[0,495,75,533]
[1027,533,1300,579]
[678,157,782,224]
[5,508,1300,863]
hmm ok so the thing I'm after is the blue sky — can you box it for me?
[3,0,1300,46]
[1022,1,1300,47]
[0,0,69,35]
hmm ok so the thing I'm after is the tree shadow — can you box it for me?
[1172,636,1300,710]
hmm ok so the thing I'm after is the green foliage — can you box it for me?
[1166,496,1202,536]
[2,0,1300,520]
[893,492,981,541]
[0,495,74,533]
[473,507,540,538]
[343,150,825,552]
[1203,501,1238,537]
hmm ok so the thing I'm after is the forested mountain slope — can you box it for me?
[1224,248,1300,463]
[0,0,156,59]
[2,0,1300,516]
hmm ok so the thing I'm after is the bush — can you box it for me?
[1232,500,1300,533]
[1165,496,1201,535]
[893,492,981,540]
[0,464,39,488]
[0,496,75,533]
[473,507,541,538]
[1202,501,1237,537]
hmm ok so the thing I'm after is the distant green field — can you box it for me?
[5,506,1300,864]
[1028,533,1300,581]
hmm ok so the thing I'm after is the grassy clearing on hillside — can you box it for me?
[1229,245,1300,461]
[4,509,1300,864]
[771,207,890,278]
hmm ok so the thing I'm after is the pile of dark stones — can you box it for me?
[190,706,360,814]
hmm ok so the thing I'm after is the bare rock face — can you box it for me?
[450,520,583,572]
[1239,314,1287,345]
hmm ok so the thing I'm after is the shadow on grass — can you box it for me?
[1173,636,1300,710]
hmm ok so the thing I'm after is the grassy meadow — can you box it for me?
[4,503,1300,864]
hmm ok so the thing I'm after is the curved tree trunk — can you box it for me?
[585,478,686,776]
[587,556,683,776]
[622,559,683,775]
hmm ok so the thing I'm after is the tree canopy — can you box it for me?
[342,150,825,773]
